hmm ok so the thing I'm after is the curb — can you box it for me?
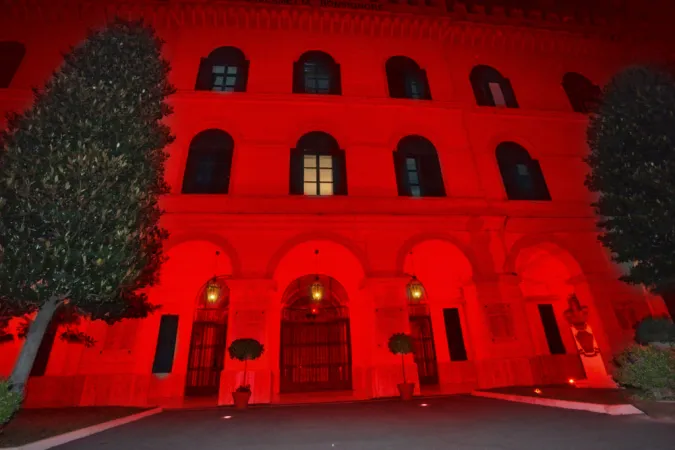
[471,391,643,416]
[2,407,163,450]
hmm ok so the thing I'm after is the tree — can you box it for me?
[0,19,173,393]
[586,66,675,307]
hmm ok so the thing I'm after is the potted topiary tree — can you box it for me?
[227,338,264,409]
[388,332,415,400]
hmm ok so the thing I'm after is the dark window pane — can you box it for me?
[538,304,566,355]
[443,308,468,361]
[152,315,179,373]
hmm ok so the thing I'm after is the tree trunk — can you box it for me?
[243,359,248,387]
[9,297,60,394]
[401,354,406,383]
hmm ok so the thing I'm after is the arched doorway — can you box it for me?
[185,276,229,397]
[280,275,352,393]
[408,301,439,385]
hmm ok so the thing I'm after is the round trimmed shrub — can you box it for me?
[614,344,675,400]
[635,317,675,345]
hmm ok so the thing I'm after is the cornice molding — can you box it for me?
[0,0,652,58]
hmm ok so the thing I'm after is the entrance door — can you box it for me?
[408,303,439,385]
[280,315,352,393]
[185,308,228,396]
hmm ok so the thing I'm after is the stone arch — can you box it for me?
[265,231,369,279]
[504,234,586,280]
[396,233,479,278]
[165,233,242,277]
[398,236,477,305]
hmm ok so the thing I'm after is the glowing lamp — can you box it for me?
[568,378,576,386]
[534,388,542,395]
[206,278,220,303]
[310,278,324,302]
[407,276,424,301]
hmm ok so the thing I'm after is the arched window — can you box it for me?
[562,72,602,113]
[182,129,234,194]
[393,135,445,197]
[289,132,347,196]
[0,41,26,88]
[293,51,341,95]
[470,65,518,108]
[496,142,550,201]
[195,47,249,92]
[386,56,431,100]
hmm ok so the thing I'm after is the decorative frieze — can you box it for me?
[0,0,649,58]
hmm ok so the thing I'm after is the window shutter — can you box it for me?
[420,69,432,100]
[292,61,304,93]
[529,159,551,200]
[0,42,25,88]
[388,70,406,99]
[498,162,519,200]
[502,78,519,108]
[331,63,342,95]
[235,59,250,92]
[195,57,213,91]
[419,152,446,197]
[392,151,410,196]
[333,149,348,195]
[471,80,494,106]
[214,147,233,194]
[152,315,179,374]
[289,148,304,195]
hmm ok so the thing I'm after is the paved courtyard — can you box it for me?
[57,396,675,450]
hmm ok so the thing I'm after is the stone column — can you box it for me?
[219,278,277,405]
[363,276,420,398]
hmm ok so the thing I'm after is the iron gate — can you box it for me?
[185,308,227,396]
[409,303,439,385]
[280,305,352,393]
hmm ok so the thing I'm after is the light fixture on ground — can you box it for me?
[206,251,221,303]
[310,249,324,302]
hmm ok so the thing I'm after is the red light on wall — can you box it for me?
[568,378,576,386]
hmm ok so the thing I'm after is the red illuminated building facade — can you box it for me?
[0,0,673,408]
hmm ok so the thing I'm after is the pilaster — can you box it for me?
[220,278,277,405]
[362,276,420,398]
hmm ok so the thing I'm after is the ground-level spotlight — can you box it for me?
[222,415,232,419]
[420,403,429,407]
[568,378,576,386]
[534,388,542,395]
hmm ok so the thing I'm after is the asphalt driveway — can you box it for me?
[56,396,675,450]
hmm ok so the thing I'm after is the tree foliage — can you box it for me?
[388,333,413,355]
[586,66,675,292]
[0,19,172,319]
[228,338,264,362]
[0,19,173,392]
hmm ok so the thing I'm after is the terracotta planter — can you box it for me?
[232,390,252,409]
[397,382,415,401]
